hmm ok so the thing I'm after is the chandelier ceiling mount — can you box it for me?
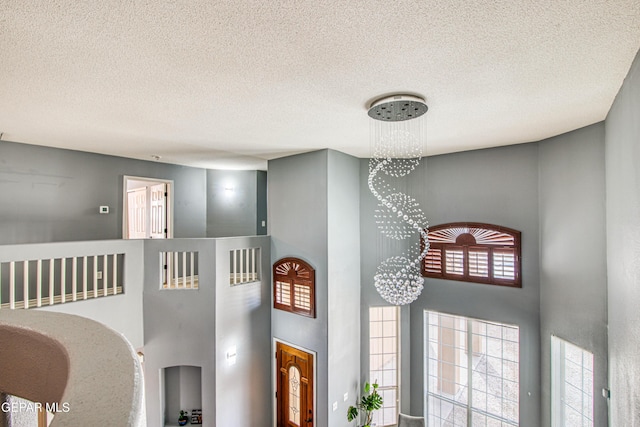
[367,94,428,122]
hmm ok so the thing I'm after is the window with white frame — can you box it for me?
[424,311,520,426]
[369,306,400,426]
[551,336,594,427]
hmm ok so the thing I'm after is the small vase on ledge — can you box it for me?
[178,410,189,426]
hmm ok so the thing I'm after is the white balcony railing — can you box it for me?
[160,250,199,289]
[0,241,130,311]
[0,237,267,310]
[230,247,260,285]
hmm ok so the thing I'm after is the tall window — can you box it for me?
[424,311,520,426]
[369,306,400,426]
[551,336,594,427]
[421,223,521,287]
[273,257,315,318]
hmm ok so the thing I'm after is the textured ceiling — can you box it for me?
[1,1,640,170]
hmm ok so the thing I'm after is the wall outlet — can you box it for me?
[99,206,109,214]
[261,220,266,227]
[96,271,103,280]
[332,402,338,411]
[343,392,348,402]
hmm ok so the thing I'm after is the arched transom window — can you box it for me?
[421,222,521,287]
[273,257,316,317]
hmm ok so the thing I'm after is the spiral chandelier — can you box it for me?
[367,94,429,305]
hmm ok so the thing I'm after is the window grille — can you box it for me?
[421,223,521,287]
[273,257,315,318]
[425,310,520,426]
[369,306,400,426]
[551,336,594,427]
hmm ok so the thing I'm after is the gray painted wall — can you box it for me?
[0,140,207,244]
[0,140,266,245]
[538,123,608,426]
[164,367,180,423]
[605,47,640,425]
[257,170,268,235]
[269,150,362,427]
[142,236,271,427]
[206,169,260,237]
[143,239,217,427]
[360,143,542,426]
[327,150,361,426]
[214,236,271,427]
[269,150,330,427]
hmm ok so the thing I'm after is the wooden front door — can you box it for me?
[276,342,314,427]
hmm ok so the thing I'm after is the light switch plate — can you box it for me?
[343,392,348,401]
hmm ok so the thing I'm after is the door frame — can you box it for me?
[273,339,317,427]
[122,175,174,239]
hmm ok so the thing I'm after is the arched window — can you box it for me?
[421,222,521,287]
[273,257,316,317]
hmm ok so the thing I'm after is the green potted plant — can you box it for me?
[178,409,189,426]
[347,381,383,427]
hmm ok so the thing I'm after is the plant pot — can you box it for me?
[178,418,188,426]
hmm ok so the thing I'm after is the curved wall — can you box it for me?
[0,310,145,427]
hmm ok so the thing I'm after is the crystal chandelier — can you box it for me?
[367,94,429,305]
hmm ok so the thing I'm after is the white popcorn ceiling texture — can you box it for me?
[1,1,639,169]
